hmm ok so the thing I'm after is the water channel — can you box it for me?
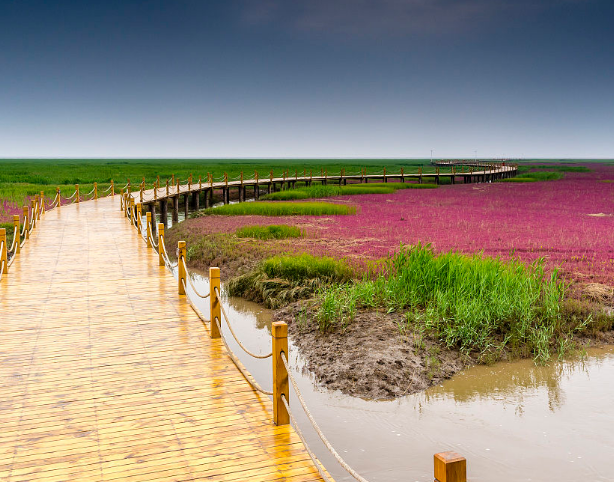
[177,269,614,482]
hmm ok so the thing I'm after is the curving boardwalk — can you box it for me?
[0,196,325,482]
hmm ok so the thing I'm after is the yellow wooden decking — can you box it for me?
[0,196,325,481]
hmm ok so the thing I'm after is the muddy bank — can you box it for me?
[274,288,614,400]
[276,302,471,399]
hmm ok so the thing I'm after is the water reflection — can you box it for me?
[182,270,614,482]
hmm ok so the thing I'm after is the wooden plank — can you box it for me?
[0,196,328,481]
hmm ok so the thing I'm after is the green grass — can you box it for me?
[196,201,355,216]
[0,222,15,250]
[262,182,438,200]
[499,177,539,183]
[0,158,438,206]
[235,224,303,240]
[227,254,354,308]
[521,165,591,173]
[316,243,566,363]
[500,171,563,182]
[262,254,353,282]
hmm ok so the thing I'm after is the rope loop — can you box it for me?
[214,317,273,395]
[214,287,272,360]
[281,352,371,482]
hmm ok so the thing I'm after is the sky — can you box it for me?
[0,0,613,159]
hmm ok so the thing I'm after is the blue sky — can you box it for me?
[1,0,612,158]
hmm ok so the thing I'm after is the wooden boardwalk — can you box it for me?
[0,196,326,481]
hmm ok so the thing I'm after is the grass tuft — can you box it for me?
[227,254,353,308]
[500,177,539,183]
[315,243,566,363]
[262,182,438,201]
[235,224,303,240]
[196,201,355,216]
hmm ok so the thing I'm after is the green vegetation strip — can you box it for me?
[197,202,355,216]
[227,254,353,308]
[316,244,565,363]
[0,222,15,248]
[236,224,303,239]
[262,182,438,201]
[0,158,438,206]
[499,177,538,183]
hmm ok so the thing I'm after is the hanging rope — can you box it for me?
[281,394,335,482]
[181,279,210,325]
[214,287,272,360]
[214,316,273,396]
[281,352,371,482]
[180,258,210,299]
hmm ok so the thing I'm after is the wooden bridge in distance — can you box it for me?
[130,162,517,228]
[0,196,328,482]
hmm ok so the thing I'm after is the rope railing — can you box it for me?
[180,257,210,299]
[281,352,370,482]
[213,316,274,395]
[118,202,472,482]
[214,286,272,360]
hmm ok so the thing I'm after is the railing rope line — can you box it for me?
[180,257,210,299]
[281,352,371,482]
[214,316,274,396]
[214,286,272,360]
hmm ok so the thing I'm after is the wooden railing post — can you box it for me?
[31,199,37,229]
[146,212,152,247]
[434,452,466,482]
[0,228,7,274]
[94,182,98,200]
[166,179,170,195]
[209,267,221,338]
[130,198,136,225]
[75,184,80,204]
[111,180,114,196]
[34,195,40,220]
[56,187,61,208]
[272,321,289,426]
[140,186,144,203]
[199,176,202,189]
[224,172,228,187]
[178,241,187,295]
[157,223,165,266]
[383,167,387,182]
[23,207,29,239]
[136,203,142,230]
[39,191,45,214]
[13,215,20,255]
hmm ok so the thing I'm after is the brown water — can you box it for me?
[184,271,614,482]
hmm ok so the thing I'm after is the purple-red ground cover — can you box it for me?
[183,163,614,286]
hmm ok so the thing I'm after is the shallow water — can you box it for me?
[183,270,614,481]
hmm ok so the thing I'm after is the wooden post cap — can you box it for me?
[209,266,220,279]
[434,452,466,482]
[272,321,287,338]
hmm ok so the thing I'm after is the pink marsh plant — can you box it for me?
[184,162,614,286]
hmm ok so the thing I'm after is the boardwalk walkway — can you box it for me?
[0,196,325,481]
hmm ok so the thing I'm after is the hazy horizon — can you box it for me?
[1,1,612,159]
